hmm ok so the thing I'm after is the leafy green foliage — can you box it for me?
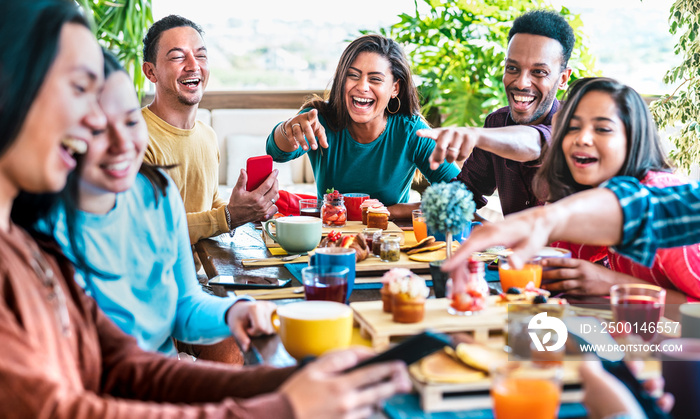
[649,0,700,171]
[75,0,153,100]
[378,0,599,127]
[421,182,475,235]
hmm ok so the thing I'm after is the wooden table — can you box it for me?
[194,222,385,367]
[192,224,632,418]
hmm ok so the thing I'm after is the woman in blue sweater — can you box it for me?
[42,51,275,360]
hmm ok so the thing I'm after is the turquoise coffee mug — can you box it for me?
[309,247,356,303]
[263,216,322,253]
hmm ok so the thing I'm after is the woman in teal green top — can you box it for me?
[266,34,459,218]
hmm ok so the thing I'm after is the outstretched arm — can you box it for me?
[421,125,542,170]
[443,188,623,272]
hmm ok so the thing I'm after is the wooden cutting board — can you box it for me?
[262,220,404,248]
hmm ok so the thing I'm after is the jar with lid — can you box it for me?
[447,257,489,315]
[362,228,382,257]
[380,235,401,262]
[321,192,347,228]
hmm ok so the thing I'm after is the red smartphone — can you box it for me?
[246,155,273,191]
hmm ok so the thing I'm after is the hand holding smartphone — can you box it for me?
[564,317,671,419]
[246,155,273,192]
[344,331,452,373]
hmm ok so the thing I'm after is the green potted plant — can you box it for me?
[379,0,598,127]
[75,0,153,100]
[421,182,475,259]
[649,0,700,172]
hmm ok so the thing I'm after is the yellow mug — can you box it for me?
[271,301,353,360]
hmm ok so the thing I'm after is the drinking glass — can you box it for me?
[499,257,543,290]
[344,193,369,222]
[491,362,563,419]
[412,209,428,242]
[301,265,349,303]
[299,199,321,218]
[610,283,665,342]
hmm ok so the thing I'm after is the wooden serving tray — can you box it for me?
[263,220,404,248]
[410,358,586,413]
[409,351,660,413]
[351,297,509,349]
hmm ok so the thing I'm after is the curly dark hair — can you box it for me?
[509,9,575,69]
[143,14,204,64]
[302,34,421,132]
[533,77,671,203]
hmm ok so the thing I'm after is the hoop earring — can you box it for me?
[387,96,400,114]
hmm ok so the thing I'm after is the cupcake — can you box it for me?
[360,199,381,225]
[380,268,409,313]
[367,205,390,230]
[383,268,429,323]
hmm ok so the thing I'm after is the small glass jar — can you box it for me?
[372,236,382,256]
[362,228,382,257]
[380,235,401,262]
[321,193,347,228]
[447,257,489,316]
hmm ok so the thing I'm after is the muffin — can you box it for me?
[360,199,381,225]
[380,284,393,313]
[380,268,408,313]
[367,205,390,230]
[382,268,429,323]
[392,292,427,323]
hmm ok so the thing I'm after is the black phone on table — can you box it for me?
[208,275,291,289]
[344,330,452,373]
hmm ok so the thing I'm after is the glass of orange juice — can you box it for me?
[491,362,563,419]
[499,257,543,290]
[412,209,428,242]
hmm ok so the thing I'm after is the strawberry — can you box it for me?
[341,235,354,248]
[450,293,474,312]
[336,212,347,224]
[325,188,341,199]
[467,288,483,298]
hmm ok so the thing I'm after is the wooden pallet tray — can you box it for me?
[350,298,508,349]
[409,360,585,413]
[410,356,660,413]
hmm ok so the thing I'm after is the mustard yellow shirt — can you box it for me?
[142,107,228,244]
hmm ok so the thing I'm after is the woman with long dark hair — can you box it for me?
[267,34,460,218]
[533,77,700,304]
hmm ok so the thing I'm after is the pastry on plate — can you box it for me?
[413,350,485,384]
